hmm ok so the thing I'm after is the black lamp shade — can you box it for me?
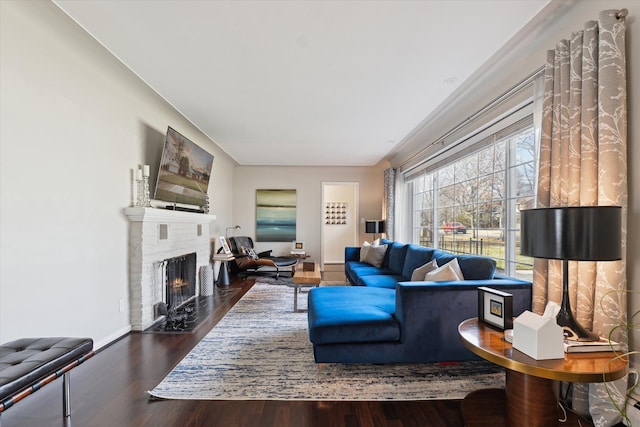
[520,206,621,261]
[365,220,385,234]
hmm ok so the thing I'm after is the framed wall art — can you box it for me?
[256,189,296,242]
[219,236,232,254]
[325,202,347,225]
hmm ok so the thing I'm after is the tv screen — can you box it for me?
[154,127,214,207]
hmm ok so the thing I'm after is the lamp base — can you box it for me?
[556,309,599,342]
[556,259,600,342]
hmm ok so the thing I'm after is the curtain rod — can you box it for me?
[399,9,627,172]
[399,65,544,170]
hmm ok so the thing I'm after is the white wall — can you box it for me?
[390,0,640,364]
[0,1,236,348]
[232,166,384,265]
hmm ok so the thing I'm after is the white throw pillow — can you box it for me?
[364,244,387,267]
[447,258,465,279]
[241,246,258,260]
[411,259,438,281]
[424,258,465,282]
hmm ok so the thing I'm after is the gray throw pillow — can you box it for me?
[364,244,387,267]
[359,241,371,262]
[359,240,382,262]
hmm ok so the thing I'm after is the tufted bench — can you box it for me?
[0,337,94,418]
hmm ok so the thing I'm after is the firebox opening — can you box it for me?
[164,252,197,309]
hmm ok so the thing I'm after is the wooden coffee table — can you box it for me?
[289,264,321,312]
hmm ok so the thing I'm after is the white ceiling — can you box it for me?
[53,0,550,166]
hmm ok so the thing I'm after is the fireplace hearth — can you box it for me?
[145,289,238,334]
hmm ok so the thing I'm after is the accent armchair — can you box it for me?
[227,236,297,278]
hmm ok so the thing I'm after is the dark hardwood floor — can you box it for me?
[0,278,592,427]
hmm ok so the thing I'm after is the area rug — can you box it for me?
[245,275,293,285]
[149,283,505,401]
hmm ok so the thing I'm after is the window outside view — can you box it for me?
[410,124,536,281]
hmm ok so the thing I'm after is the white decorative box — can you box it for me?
[512,310,564,360]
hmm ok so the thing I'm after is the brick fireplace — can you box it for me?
[124,207,216,330]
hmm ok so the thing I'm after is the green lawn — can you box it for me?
[438,234,533,272]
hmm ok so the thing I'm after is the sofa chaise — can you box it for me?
[307,239,532,364]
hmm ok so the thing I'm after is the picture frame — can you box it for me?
[292,241,305,251]
[219,236,232,254]
[155,126,214,207]
[478,286,513,330]
[256,189,297,242]
[324,201,348,225]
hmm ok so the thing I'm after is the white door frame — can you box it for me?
[321,182,359,268]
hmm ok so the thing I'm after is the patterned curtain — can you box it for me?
[534,10,627,425]
[383,168,396,241]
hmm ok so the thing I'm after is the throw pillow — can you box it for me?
[411,259,438,281]
[424,258,465,282]
[359,241,371,262]
[446,258,465,279]
[241,246,258,260]
[364,244,387,268]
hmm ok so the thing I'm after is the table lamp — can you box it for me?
[365,220,385,241]
[520,206,621,341]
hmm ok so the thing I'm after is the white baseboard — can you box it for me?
[94,325,132,351]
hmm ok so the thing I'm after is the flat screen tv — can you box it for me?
[154,127,214,207]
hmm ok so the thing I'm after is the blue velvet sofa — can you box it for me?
[307,239,532,364]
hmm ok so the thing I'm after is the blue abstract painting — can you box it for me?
[256,189,296,242]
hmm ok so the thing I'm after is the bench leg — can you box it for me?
[63,372,70,417]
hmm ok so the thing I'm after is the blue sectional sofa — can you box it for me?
[307,239,532,364]
[345,240,499,288]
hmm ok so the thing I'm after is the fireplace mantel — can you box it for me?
[124,207,216,223]
[124,206,216,330]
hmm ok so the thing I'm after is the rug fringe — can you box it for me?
[147,390,169,401]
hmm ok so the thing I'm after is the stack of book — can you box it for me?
[563,338,624,353]
[213,253,235,261]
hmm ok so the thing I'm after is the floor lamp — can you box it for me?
[520,206,621,342]
[365,220,385,241]
[226,225,241,238]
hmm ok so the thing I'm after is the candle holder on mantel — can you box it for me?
[202,194,210,214]
[142,175,151,207]
[135,177,144,208]
[134,164,152,207]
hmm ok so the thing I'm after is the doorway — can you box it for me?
[321,182,358,276]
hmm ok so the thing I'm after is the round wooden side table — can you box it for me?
[458,318,627,427]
